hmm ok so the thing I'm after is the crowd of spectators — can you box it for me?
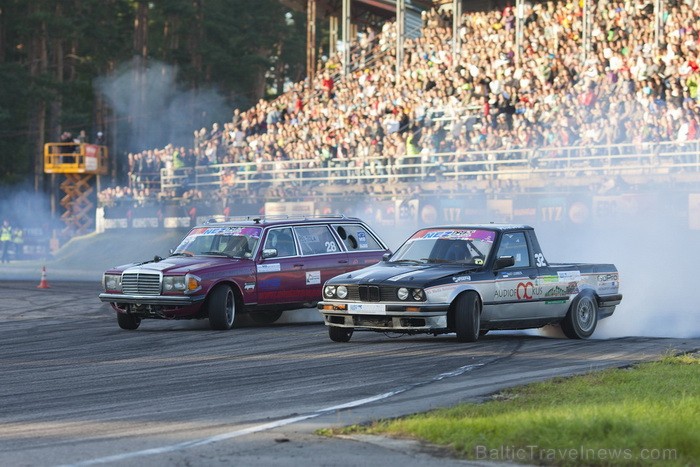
[98,0,700,208]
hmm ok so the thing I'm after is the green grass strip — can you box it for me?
[334,354,700,466]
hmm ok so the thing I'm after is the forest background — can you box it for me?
[0,0,309,189]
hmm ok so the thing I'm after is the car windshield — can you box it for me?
[390,228,496,266]
[172,226,262,259]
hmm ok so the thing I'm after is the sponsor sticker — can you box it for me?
[597,273,619,286]
[558,270,581,282]
[538,275,559,285]
[419,229,495,243]
[257,263,281,273]
[357,231,368,249]
[244,282,256,291]
[306,270,321,285]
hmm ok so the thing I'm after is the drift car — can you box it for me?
[99,216,389,330]
[318,224,622,342]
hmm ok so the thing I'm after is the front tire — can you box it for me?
[328,326,353,342]
[207,285,236,330]
[561,292,598,339]
[117,312,140,330]
[454,292,481,342]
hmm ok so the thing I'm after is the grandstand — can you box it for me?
[97,0,700,231]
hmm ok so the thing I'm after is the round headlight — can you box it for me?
[324,285,336,298]
[336,285,348,299]
[411,288,425,301]
[397,287,409,300]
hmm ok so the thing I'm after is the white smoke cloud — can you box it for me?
[94,57,231,152]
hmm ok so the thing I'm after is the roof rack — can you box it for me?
[202,214,349,225]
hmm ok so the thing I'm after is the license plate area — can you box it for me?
[348,303,386,314]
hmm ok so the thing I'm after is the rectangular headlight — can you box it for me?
[163,276,186,291]
[103,274,122,292]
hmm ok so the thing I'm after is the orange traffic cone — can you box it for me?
[37,266,51,289]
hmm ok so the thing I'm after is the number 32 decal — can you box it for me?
[535,252,547,267]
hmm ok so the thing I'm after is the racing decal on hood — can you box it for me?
[387,270,419,282]
[346,268,377,280]
[453,275,471,283]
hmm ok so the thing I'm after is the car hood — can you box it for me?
[109,256,250,275]
[332,262,477,286]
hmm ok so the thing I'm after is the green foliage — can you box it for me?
[0,64,32,183]
[0,0,306,184]
[339,355,700,466]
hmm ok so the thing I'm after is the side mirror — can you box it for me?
[262,248,278,259]
[494,256,515,270]
[382,252,392,262]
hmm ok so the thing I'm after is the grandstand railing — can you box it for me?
[158,139,700,195]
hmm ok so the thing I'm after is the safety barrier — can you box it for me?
[159,139,700,195]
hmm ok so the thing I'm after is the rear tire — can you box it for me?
[250,310,283,324]
[561,292,598,339]
[208,285,236,330]
[117,312,140,330]
[328,326,353,342]
[454,292,481,342]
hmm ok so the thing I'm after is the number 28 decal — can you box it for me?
[535,252,547,267]
[325,241,338,252]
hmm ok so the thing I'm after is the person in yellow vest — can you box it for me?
[1,219,12,263]
[12,226,24,260]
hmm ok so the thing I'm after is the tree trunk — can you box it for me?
[0,7,6,64]
[28,6,50,193]
[134,1,148,58]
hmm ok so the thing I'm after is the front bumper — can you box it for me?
[318,300,449,332]
[99,293,206,307]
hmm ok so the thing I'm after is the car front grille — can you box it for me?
[345,285,397,302]
[122,273,161,295]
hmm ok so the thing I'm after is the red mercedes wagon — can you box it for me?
[99,216,389,330]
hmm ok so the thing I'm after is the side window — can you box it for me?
[333,224,384,251]
[496,232,530,268]
[263,227,297,257]
[294,225,340,255]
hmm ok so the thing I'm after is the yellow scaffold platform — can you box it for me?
[44,143,109,235]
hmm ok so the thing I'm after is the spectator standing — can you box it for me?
[12,226,24,260]
[1,219,12,263]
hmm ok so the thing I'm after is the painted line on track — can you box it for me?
[61,363,484,466]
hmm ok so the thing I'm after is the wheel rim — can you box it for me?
[576,297,595,332]
[225,291,234,326]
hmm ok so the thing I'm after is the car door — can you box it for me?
[489,231,544,321]
[293,224,348,302]
[256,227,307,305]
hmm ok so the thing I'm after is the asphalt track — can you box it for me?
[1,280,698,467]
